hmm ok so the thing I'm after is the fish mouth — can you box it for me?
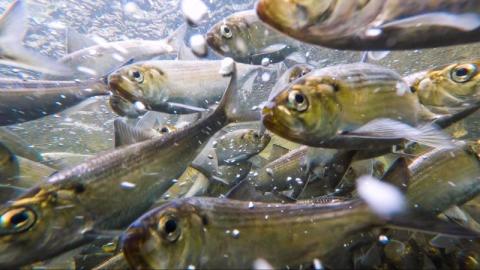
[121,224,151,269]
[108,74,142,102]
[205,32,223,54]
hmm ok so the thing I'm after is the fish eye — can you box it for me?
[160,127,170,133]
[128,70,144,83]
[0,207,36,234]
[159,216,181,243]
[287,90,308,112]
[451,64,477,83]
[220,24,233,39]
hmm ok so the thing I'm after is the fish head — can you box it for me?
[270,63,314,100]
[108,63,168,105]
[109,95,146,118]
[256,0,332,33]
[206,15,251,59]
[0,186,91,267]
[262,75,340,144]
[411,61,480,108]
[122,199,205,269]
[237,129,272,153]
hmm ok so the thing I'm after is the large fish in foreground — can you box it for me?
[262,63,450,150]
[256,0,480,51]
[121,197,477,269]
[0,0,70,75]
[0,78,108,125]
[0,62,242,268]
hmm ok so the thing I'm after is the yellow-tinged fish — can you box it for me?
[121,197,477,269]
[256,0,480,50]
[406,60,480,113]
[262,63,448,150]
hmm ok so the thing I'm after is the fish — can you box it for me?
[0,127,43,163]
[121,197,477,269]
[0,78,108,125]
[0,62,241,268]
[403,142,480,214]
[206,10,299,64]
[92,252,130,270]
[0,0,70,75]
[108,60,276,114]
[256,0,480,51]
[262,63,451,150]
[214,129,271,166]
[268,63,314,101]
[41,152,93,171]
[109,95,147,119]
[44,24,186,80]
[406,60,480,113]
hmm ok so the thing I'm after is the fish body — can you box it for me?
[108,60,272,114]
[406,144,480,214]
[256,0,480,50]
[0,65,239,268]
[214,128,271,165]
[0,78,108,125]
[262,63,427,149]
[121,197,476,269]
[206,10,298,64]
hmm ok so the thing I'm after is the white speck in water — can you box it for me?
[219,57,234,76]
[134,101,146,112]
[181,0,208,25]
[120,181,136,189]
[365,28,382,37]
[396,81,409,96]
[265,215,269,220]
[112,53,125,62]
[378,235,389,244]
[77,66,97,76]
[448,181,456,187]
[295,178,303,185]
[231,229,240,239]
[261,72,271,82]
[261,57,270,66]
[313,259,324,270]
[253,258,274,270]
[357,175,405,217]
[187,265,196,270]
[248,201,254,209]
[48,21,66,30]
[190,34,207,56]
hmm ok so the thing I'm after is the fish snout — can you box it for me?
[121,223,151,269]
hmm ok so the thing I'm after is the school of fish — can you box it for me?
[1,0,480,269]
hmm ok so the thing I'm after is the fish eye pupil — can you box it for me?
[164,219,177,234]
[132,71,141,78]
[295,93,304,103]
[456,68,468,77]
[11,212,28,226]
[160,127,169,133]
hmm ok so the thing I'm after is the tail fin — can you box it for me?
[0,0,70,75]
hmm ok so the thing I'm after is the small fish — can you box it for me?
[0,0,70,75]
[121,197,476,269]
[0,62,241,268]
[215,129,271,166]
[206,10,298,64]
[108,60,275,114]
[406,60,480,113]
[256,0,480,50]
[262,63,450,150]
[0,78,108,125]
[44,24,186,80]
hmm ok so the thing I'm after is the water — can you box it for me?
[1,0,480,269]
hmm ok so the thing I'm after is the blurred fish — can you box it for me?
[0,78,108,125]
[256,0,480,50]
[108,60,275,114]
[0,63,241,268]
[0,0,70,75]
[45,24,186,80]
[406,60,480,113]
[215,129,270,166]
[262,63,451,150]
[206,10,298,64]
[121,197,476,269]
[0,127,42,162]
[41,152,93,171]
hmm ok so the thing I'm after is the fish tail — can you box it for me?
[0,0,70,75]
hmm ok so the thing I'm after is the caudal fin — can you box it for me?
[0,0,71,75]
